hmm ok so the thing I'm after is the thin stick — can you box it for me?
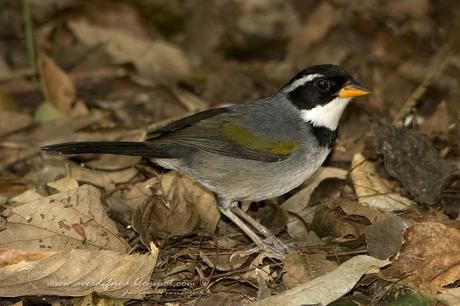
[392,52,450,128]
[21,0,37,80]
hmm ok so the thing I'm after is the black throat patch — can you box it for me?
[308,124,337,148]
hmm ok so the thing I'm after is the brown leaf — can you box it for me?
[68,165,138,191]
[1,112,105,171]
[351,153,416,212]
[0,177,29,199]
[0,185,129,253]
[0,111,32,137]
[39,53,88,116]
[68,18,191,82]
[0,248,158,299]
[282,167,347,241]
[132,173,219,244]
[283,252,338,289]
[0,249,56,267]
[46,175,79,193]
[382,222,460,294]
[365,215,411,259]
[243,252,283,282]
[311,199,383,246]
[256,201,287,235]
[437,287,460,306]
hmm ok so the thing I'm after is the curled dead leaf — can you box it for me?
[39,53,88,117]
[132,173,219,246]
[0,248,158,299]
[282,167,347,241]
[0,185,129,253]
[351,153,416,212]
[46,175,79,193]
[68,18,191,82]
[311,199,385,247]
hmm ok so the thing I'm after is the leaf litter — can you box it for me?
[1,0,460,304]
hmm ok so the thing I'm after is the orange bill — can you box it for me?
[338,83,371,98]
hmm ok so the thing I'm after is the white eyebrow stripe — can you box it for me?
[282,73,324,92]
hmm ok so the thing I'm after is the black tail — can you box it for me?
[41,141,156,157]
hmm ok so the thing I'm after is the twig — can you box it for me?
[21,0,37,80]
[392,52,450,128]
[392,76,432,128]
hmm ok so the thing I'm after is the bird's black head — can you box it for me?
[281,64,369,111]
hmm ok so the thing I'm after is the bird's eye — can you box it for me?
[315,78,331,92]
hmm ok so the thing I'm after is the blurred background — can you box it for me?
[0,1,460,304]
[0,0,459,138]
[0,0,459,220]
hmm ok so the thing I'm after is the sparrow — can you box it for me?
[42,64,370,255]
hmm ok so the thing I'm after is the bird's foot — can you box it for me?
[231,206,294,254]
[263,236,294,255]
[217,198,294,256]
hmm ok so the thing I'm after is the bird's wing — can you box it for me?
[146,107,300,162]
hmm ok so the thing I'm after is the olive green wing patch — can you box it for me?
[145,109,299,162]
[220,123,299,157]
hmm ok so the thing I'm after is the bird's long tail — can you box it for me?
[41,141,156,157]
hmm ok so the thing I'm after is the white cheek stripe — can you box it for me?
[300,97,351,130]
[283,74,323,92]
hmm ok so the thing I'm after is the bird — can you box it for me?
[42,64,370,255]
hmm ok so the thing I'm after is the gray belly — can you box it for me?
[155,146,331,201]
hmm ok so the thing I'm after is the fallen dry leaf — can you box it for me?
[256,200,288,235]
[39,53,88,117]
[0,111,33,137]
[68,18,191,82]
[29,157,138,192]
[251,255,390,306]
[351,153,416,212]
[365,214,411,259]
[382,222,460,294]
[0,177,29,199]
[46,175,79,193]
[243,252,284,283]
[0,185,129,253]
[0,248,56,267]
[373,120,459,205]
[1,112,105,171]
[283,252,338,289]
[311,199,384,246]
[437,287,460,306]
[0,247,158,299]
[10,189,44,204]
[132,173,219,244]
[282,167,347,241]
[68,164,138,191]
